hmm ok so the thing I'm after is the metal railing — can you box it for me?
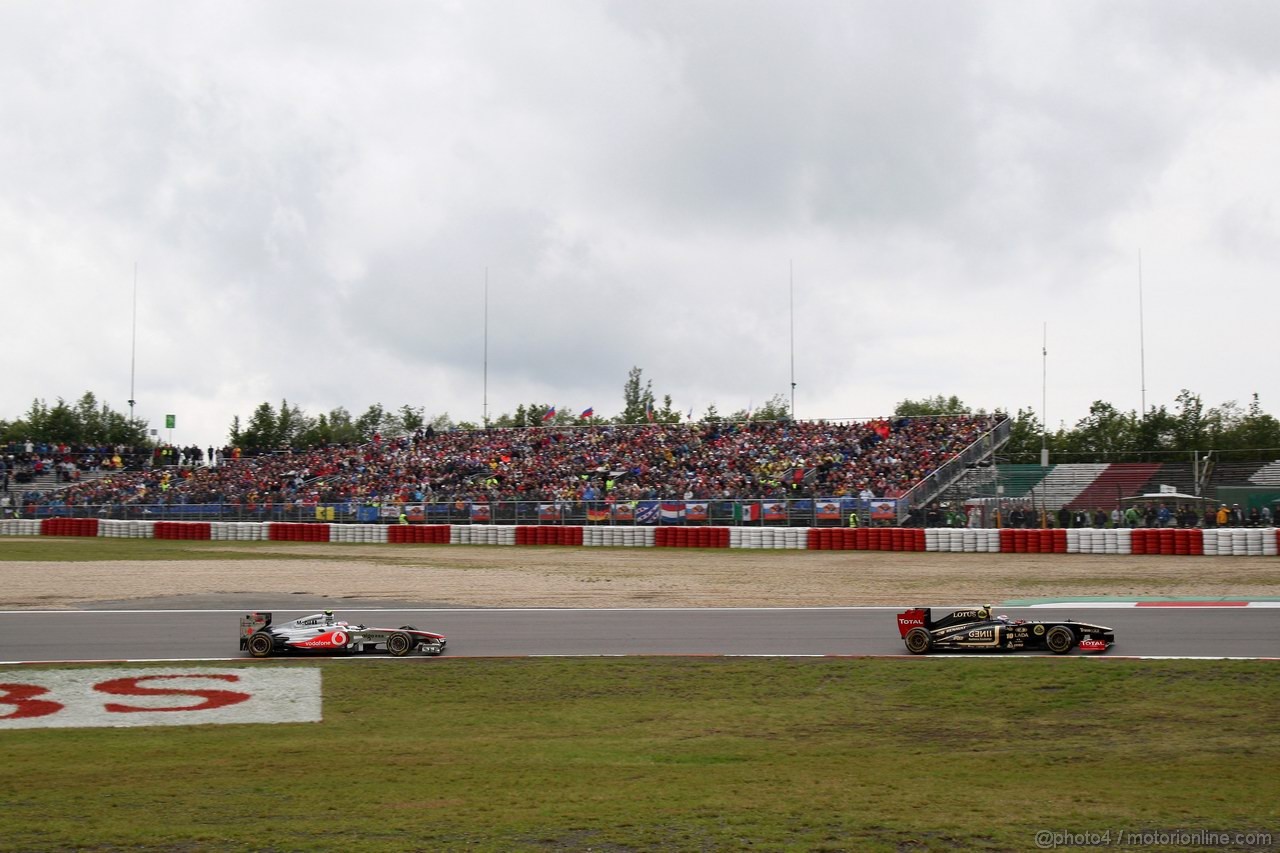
[7,498,890,528]
[895,417,1012,522]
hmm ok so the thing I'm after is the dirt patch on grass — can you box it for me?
[1,544,1277,608]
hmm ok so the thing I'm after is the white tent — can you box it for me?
[1118,492,1212,505]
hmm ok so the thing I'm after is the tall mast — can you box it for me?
[1138,250,1147,418]
[789,260,796,419]
[483,267,489,428]
[128,262,138,425]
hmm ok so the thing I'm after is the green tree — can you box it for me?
[396,405,426,436]
[1001,408,1046,462]
[43,399,79,442]
[21,399,50,438]
[619,367,657,424]
[492,405,527,428]
[729,393,790,423]
[1170,390,1210,452]
[1132,405,1177,458]
[325,407,360,444]
[295,413,332,448]
[239,403,279,453]
[274,400,308,448]
[73,393,104,442]
[1235,394,1280,453]
[354,404,387,440]
[894,395,970,416]
[1069,402,1139,459]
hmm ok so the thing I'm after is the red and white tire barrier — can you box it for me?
[2,518,1276,557]
[0,668,321,730]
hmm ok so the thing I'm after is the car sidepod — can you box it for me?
[286,628,356,653]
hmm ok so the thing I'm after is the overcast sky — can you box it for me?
[3,1,1277,451]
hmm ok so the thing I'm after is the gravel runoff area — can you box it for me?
[2,542,1278,609]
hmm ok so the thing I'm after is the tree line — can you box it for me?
[0,393,148,446]
[892,391,1280,462]
[227,368,794,453]
[8,382,1273,463]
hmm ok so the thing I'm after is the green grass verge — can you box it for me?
[2,658,1276,851]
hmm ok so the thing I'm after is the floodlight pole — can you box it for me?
[128,262,138,425]
[483,267,489,428]
[1138,251,1147,419]
[1041,322,1048,466]
[1040,322,1049,527]
[789,260,796,419]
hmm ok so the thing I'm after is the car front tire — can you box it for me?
[387,632,413,656]
[904,627,932,655]
[1045,625,1075,655]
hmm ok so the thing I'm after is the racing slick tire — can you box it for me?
[904,627,932,655]
[387,631,414,657]
[1045,625,1075,655]
[247,632,275,658]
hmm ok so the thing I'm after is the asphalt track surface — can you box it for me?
[1,600,1277,662]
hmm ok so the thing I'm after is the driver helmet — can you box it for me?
[323,609,335,625]
[997,614,1010,623]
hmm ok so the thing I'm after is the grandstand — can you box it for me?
[17,415,1279,527]
[18,415,1005,523]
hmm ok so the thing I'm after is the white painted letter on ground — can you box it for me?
[0,667,321,729]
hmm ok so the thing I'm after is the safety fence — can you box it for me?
[3,518,1277,556]
[3,498,875,527]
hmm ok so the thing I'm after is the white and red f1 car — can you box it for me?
[240,611,447,658]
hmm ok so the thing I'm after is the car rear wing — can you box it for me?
[896,607,931,637]
[239,612,272,650]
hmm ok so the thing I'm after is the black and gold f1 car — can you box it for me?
[896,605,1115,655]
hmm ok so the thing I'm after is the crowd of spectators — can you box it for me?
[952,500,1274,529]
[16,415,1000,511]
[1,440,148,495]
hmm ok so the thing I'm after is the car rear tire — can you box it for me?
[387,632,413,657]
[247,632,274,658]
[1045,625,1075,655]
[905,628,932,655]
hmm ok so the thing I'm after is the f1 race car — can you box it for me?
[240,611,447,658]
[896,605,1115,655]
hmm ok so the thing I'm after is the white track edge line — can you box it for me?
[2,654,1277,666]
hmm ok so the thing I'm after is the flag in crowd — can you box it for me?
[542,407,556,422]
[645,401,654,422]
[580,407,594,419]
[660,502,686,522]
